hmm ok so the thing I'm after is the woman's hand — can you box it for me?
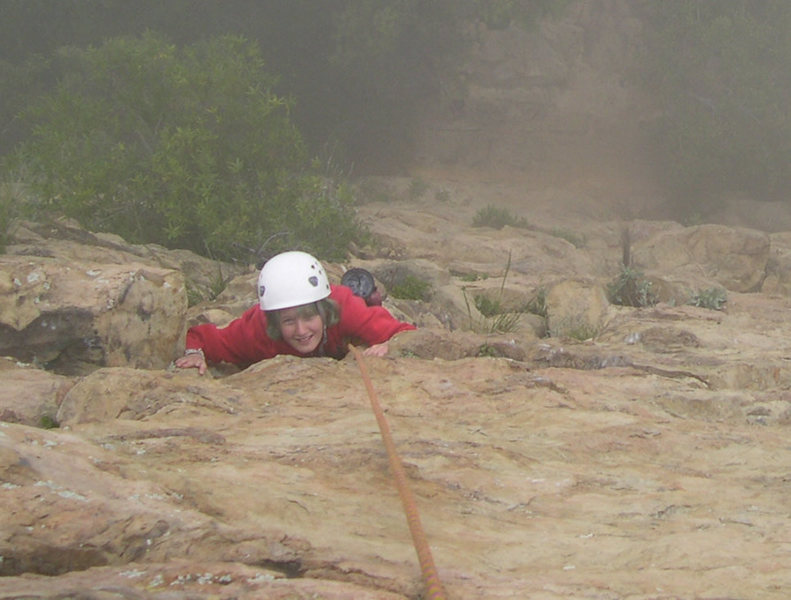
[174,350,208,375]
[363,342,389,357]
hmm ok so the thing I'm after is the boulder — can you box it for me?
[633,224,770,293]
[0,255,186,374]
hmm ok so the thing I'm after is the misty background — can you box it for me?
[1,0,790,261]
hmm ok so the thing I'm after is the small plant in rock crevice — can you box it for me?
[550,317,600,341]
[39,415,59,429]
[607,266,657,308]
[689,287,727,311]
[463,251,524,335]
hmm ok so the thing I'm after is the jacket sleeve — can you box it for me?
[185,305,279,366]
[332,285,416,345]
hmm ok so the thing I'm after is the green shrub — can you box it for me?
[472,205,530,229]
[4,32,365,262]
[607,266,657,308]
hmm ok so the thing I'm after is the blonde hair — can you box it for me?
[266,297,340,340]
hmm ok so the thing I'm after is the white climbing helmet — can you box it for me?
[257,251,331,311]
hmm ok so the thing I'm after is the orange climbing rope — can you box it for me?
[348,344,447,600]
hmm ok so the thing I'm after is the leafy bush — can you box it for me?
[4,32,365,262]
[472,205,530,229]
[607,266,657,308]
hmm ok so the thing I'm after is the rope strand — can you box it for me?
[348,344,447,600]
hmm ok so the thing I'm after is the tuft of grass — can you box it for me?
[471,205,530,229]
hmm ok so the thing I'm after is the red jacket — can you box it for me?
[186,284,415,366]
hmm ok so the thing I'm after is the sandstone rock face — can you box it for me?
[4,185,791,598]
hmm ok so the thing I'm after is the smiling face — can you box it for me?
[277,304,324,354]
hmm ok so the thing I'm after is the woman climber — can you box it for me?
[175,251,415,375]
